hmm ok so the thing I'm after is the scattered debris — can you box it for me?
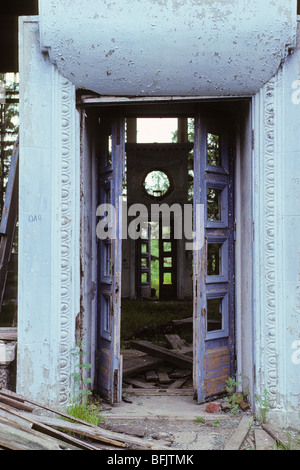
[205,402,221,414]
[224,416,253,450]
[0,387,171,450]
[122,334,193,392]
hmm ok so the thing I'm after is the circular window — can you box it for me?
[143,170,171,198]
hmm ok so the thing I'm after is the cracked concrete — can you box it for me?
[101,394,243,450]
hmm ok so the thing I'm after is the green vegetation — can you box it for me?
[121,299,193,344]
[224,375,249,416]
[254,388,271,424]
[67,341,103,426]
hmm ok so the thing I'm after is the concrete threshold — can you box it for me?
[101,393,228,422]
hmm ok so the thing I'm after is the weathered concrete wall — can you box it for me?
[38,0,297,96]
[252,20,300,429]
[17,17,80,407]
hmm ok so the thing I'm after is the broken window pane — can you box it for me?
[163,257,172,268]
[207,298,222,332]
[207,133,221,167]
[207,188,221,221]
[207,243,221,276]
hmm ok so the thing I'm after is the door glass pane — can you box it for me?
[105,243,111,277]
[141,257,148,268]
[141,272,148,283]
[163,257,172,268]
[207,243,221,276]
[163,272,172,284]
[207,133,221,167]
[207,188,221,221]
[162,225,171,238]
[163,241,172,252]
[141,243,148,253]
[207,298,222,332]
[104,296,111,333]
[106,134,112,167]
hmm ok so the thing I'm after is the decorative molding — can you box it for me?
[59,77,75,406]
[262,78,277,404]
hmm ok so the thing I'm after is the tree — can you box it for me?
[0,73,19,217]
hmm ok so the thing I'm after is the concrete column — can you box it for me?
[17,17,80,407]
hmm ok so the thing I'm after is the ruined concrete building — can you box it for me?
[8,0,300,428]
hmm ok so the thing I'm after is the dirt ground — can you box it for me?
[100,393,300,451]
[100,393,252,450]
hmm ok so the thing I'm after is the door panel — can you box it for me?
[97,113,124,403]
[194,115,235,402]
[159,217,177,300]
[137,223,152,298]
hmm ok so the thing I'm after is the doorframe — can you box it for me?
[78,97,254,404]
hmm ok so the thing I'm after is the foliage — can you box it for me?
[0,73,19,216]
[224,375,249,416]
[121,299,193,343]
[67,340,103,426]
[70,340,92,402]
[66,401,102,426]
[254,388,271,424]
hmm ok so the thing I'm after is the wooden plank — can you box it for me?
[171,317,192,325]
[165,334,186,349]
[0,416,81,450]
[145,370,158,382]
[169,369,191,379]
[131,340,193,369]
[0,387,99,428]
[223,416,253,450]
[123,378,157,389]
[0,394,34,412]
[0,404,96,450]
[157,371,172,384]
[262,423,290,449]
[123,354,164,377]
[168,377,189,389]
[254,429,276,450]
[0,327,17,341]
[20,413,171,450]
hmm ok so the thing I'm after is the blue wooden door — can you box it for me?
[97,113,124,403]
[194,115,235,402]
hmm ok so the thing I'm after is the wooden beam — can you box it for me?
[254,429,276,450]
[262,423,291,449]
[223,416,253,450]
[123,354,164,377]
[131,340,193,369]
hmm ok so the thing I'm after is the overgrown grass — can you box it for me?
[121,299,193,343]
[66,402,103,426]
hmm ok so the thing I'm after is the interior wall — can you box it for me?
[234,101,254,400]
[80,110,98,390]
[122,141,193,299]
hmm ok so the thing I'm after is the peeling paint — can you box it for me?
[39,0,297,96]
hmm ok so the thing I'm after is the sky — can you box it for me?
[136,118,177,143]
